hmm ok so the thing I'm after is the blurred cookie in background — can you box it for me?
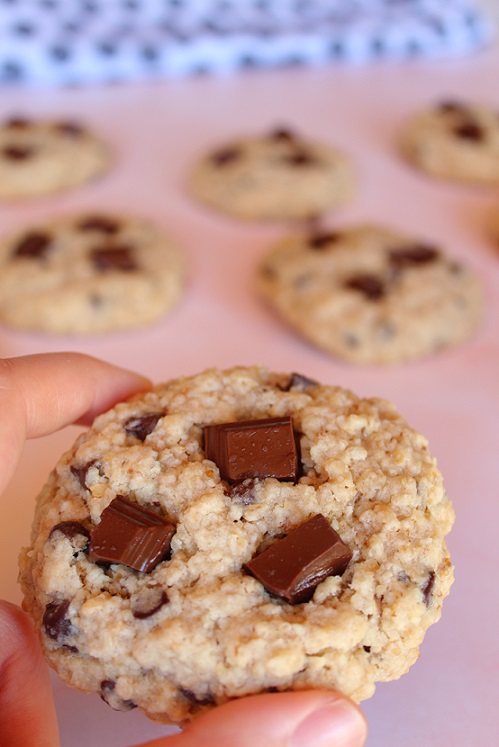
[0,213,186,335]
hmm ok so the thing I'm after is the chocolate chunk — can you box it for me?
[230,478,258,505]
[89,245,138,272]
[70,460,98,490]
[268,127,296,142]
[422,571,436,606]
[388,244,439,268]
[77,215,120,234]
[204,416,300,484]
[89,496,176,573]
[100,680,137,711]
[49,521,90,544]
[2,145,34,160]
[54,121,85,137]
[344,274,385,300]
[210,146,241,166]
[131,586,168,619]
[308,231,342,250]
[13,231,52,259]
[244,514,352,604]
[124,413,163,441]
[43,600,73,640]
[283,150,316,167]
[179,687,215,706]
[453,121,484,141]
[279,372,319,392]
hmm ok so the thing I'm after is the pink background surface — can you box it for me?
[0,38,498,747]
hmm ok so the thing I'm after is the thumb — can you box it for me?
[138,691,367,747]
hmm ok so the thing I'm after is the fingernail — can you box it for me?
[290,698,367,747]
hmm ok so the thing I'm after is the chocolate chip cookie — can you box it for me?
[0,213,186,334]
[257,224,484,364]
[0,116,110,198]
[189,126,355,220]
[19,366,454,723]
[399,100,499,184]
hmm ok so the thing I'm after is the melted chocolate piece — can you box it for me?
[230,478,258,505]
[344,274,385,300]
[124,413,163,441]
[43,600,73,640]
[131,587,168,619]
[100,680,137,711]
[90,245,138,272]
[49,521,90,543]
[70,460,98,490]
[210,146,241,166]
[388,244,439,268]
[308,231,342,250]
[422,571,436,606]
[77,215,120,234]
[179,687,215,706]
[279,372,319,392]
[244,514,352,604]
[89,496,175,573]
[453,121,484,141]
[13,231,52,259]
[2,145,35,160]
[204,416,300,484]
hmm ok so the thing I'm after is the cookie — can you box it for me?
[0,115,110,199]
[189,126,355,220]
[0,213,186,335]
[257,224,484,365]
[399,100,499,184]
[19,366,454,724]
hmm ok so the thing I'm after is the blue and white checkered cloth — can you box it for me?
[0,0,493,87]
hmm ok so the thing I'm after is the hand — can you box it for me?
[0,353,367,747]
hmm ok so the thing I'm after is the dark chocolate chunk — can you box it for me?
[49,521,90,544]
[54,121,85,137]
[100,680,137,711]
[210,146,241,166]
[179,687,215,706]
[89,496,176,573]
[388,244,439,268]
[89,245,138,272]
[279,372,319,392]
[131,587,168,619]
[70,460,98,490]
[363,645,371,653]
[244,514,352,604]
[230,478,258,505]
[124,413,163,441]
[204,416,300,484]
[2,145,35,160]
[13,231,52,259]
[43,600,73,640]
[77,215,120,234]
[422,571,436,606]
[344,274,385,300]
[453,121,484,141]
[308,231,342,250]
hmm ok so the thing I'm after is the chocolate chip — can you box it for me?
[363,645,371,653]
[179,687,215,706]
[422,571,436,606]
[230,478,258,505]
[388,244,439,268]
[49,521,90,544]
[100,680,137,711]
[204,416,300,485]
[244,514,352,604]
[4,117,31,128]
[90,245,138,272]
[453,122,484,141]
[344,274,385,300]
[54,121,85,137]
[308,231,342,250]
[279,372,319,391]
[283,150,316,167]
[210,147,241,166]
[124,413,163,441]
[89,496,176,573]
[70,460,98,490]
[43,600,73,640]
[2,145,35,160]
[77,215,121,234]
[268,127,296,142]
[131,587,168,619]
[13,231,52,259]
